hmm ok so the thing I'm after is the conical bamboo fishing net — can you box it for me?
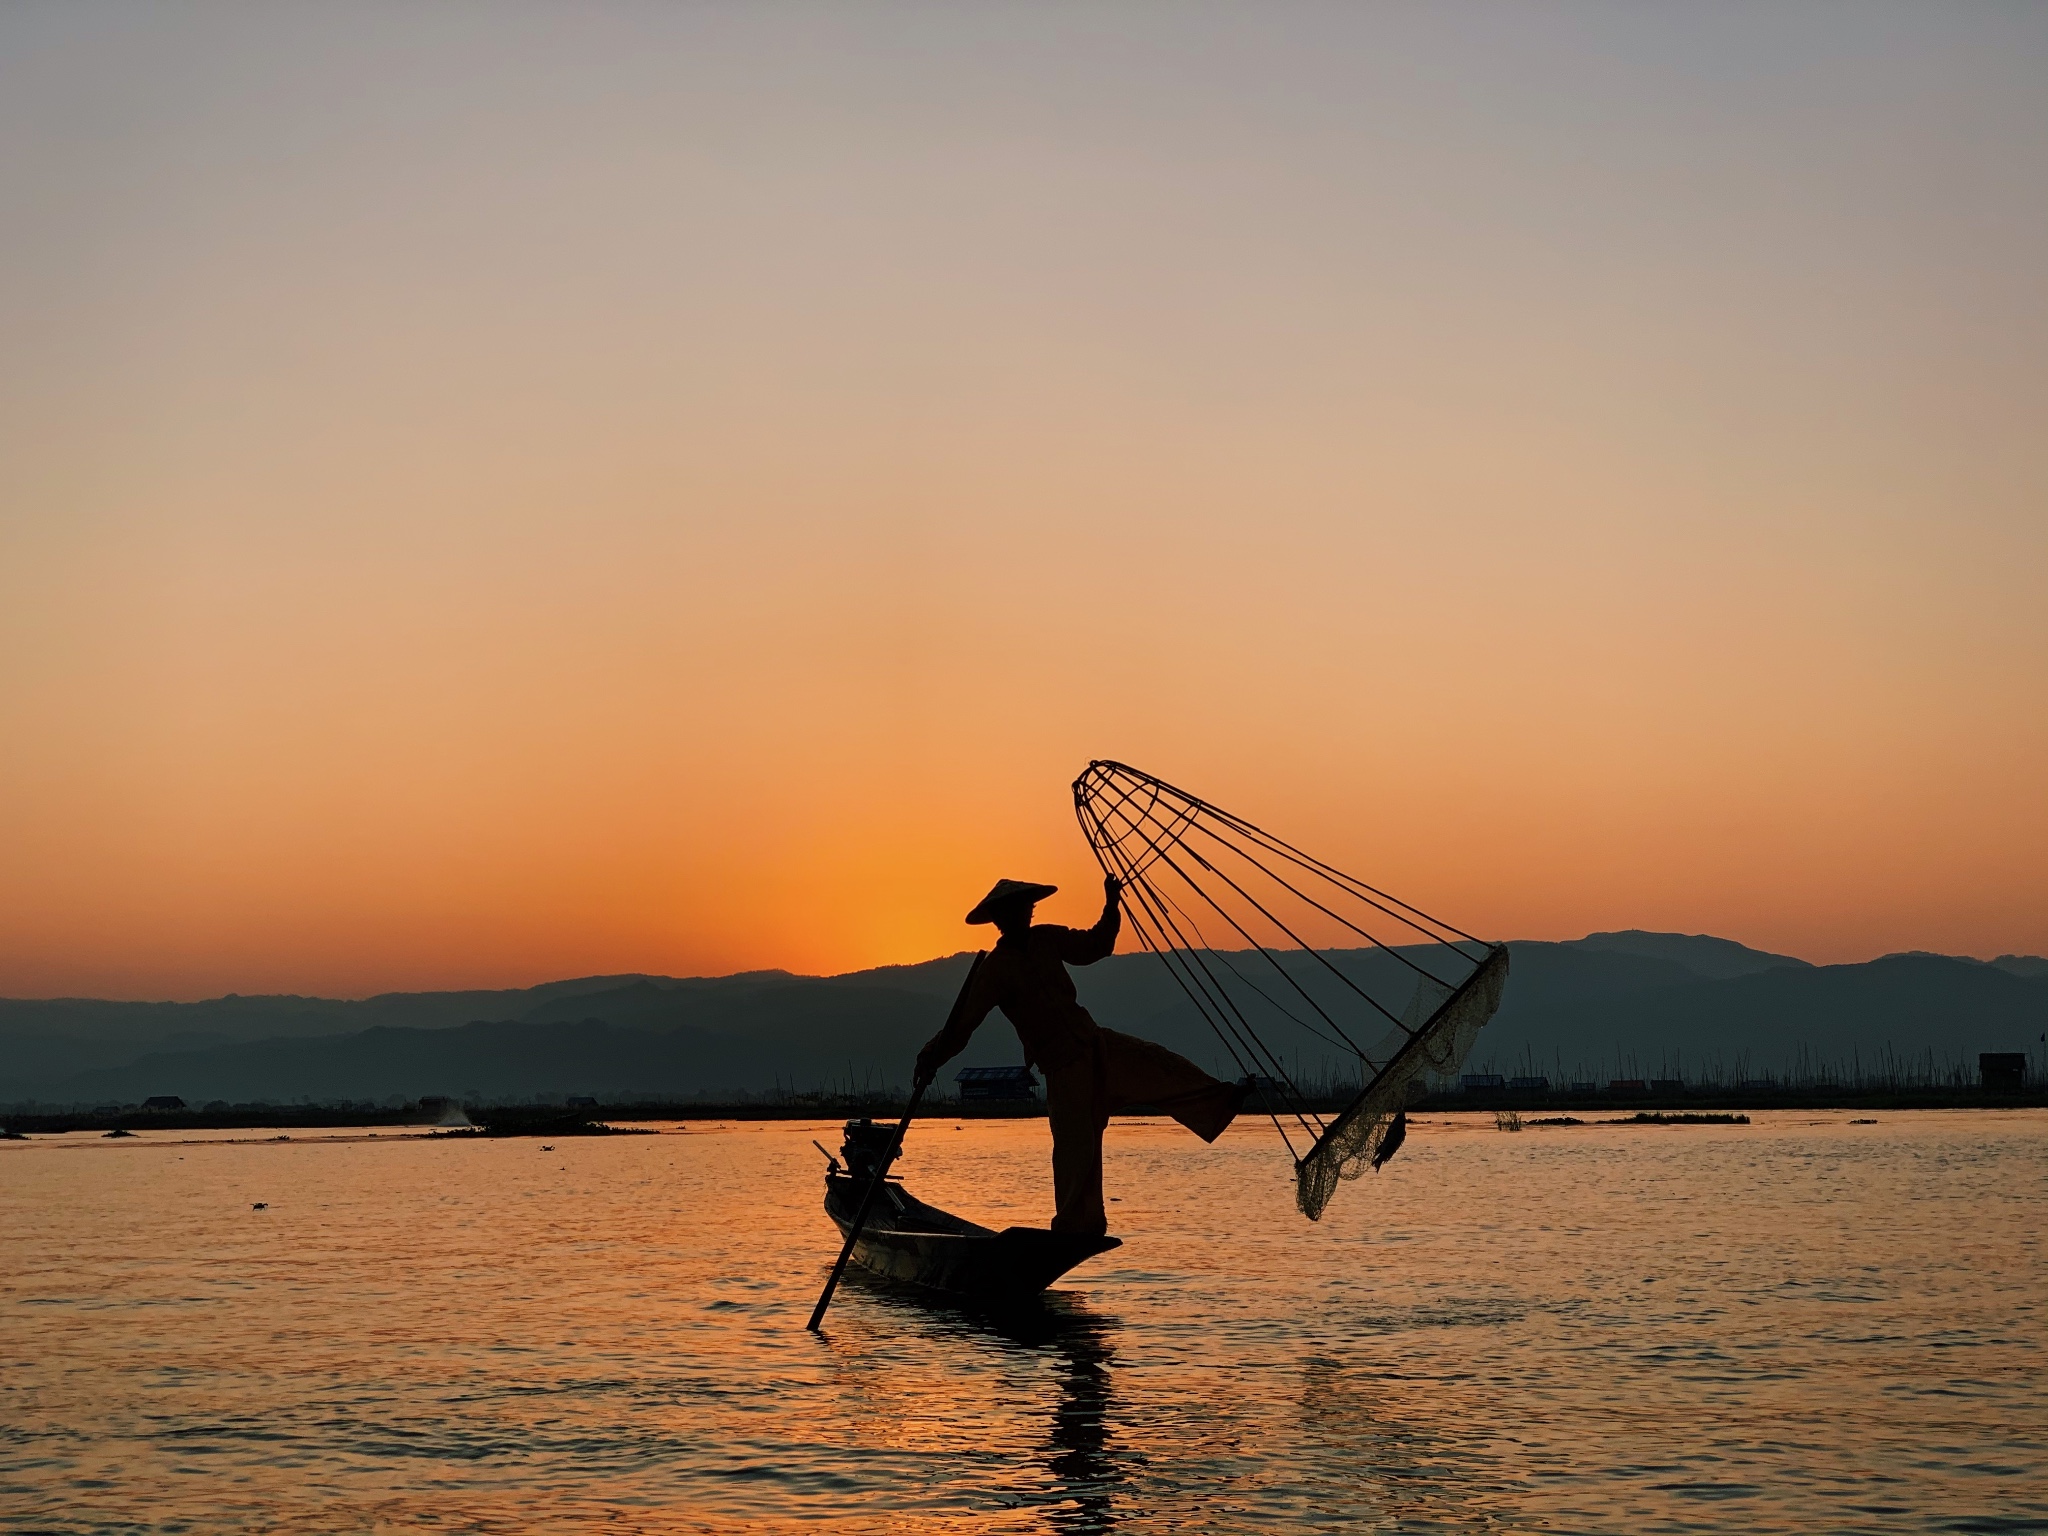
[1073,761,1509,1220]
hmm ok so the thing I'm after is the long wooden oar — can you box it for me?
[806,950,985,1333]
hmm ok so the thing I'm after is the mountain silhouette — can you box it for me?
[6,935,2044,1105]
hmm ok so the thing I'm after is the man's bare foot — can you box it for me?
[1194,1077,1255,1143]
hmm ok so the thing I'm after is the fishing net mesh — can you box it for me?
[1293,947,1508,1220]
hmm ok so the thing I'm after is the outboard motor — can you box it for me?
[839,1118,901,1184]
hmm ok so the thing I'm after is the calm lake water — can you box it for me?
[3,1109,2043,1534]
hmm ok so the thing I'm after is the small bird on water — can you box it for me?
[251,1202,267,1210]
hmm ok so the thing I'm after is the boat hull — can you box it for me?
[824,1173,1120,1299]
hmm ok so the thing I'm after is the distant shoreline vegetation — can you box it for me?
[3,1080,2041,1137]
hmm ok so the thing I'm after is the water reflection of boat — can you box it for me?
[820,1118,1120,1300]
[843,1285,1125,1532]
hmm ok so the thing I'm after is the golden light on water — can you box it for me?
[3,1111,2042,1529]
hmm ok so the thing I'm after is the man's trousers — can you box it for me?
[1042,1028,1241,1235]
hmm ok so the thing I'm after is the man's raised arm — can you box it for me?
[1057,876,1122,966]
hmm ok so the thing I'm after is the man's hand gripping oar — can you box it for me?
[806,950,987,1333]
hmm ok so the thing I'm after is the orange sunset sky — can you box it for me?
[2,4,2045,1000]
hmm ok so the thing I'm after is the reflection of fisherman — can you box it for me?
[915,876,1250,1236]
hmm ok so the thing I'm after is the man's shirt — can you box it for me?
[922,903,1120,1074]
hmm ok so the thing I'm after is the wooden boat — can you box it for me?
[820,1118,1120,1300]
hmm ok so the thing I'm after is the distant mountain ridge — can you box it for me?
[5,934,2045,1106]
[1567,930,1810,979]
[1887,951,2048,979]
[0,959,976,1103]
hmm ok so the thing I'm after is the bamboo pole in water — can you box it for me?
[806,951,985,1333]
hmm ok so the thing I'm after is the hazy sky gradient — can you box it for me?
[3,2,2045,998]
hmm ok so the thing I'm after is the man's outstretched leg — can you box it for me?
[1097,1028,1246,1142]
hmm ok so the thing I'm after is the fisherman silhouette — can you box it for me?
[915,875,1250,1236]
